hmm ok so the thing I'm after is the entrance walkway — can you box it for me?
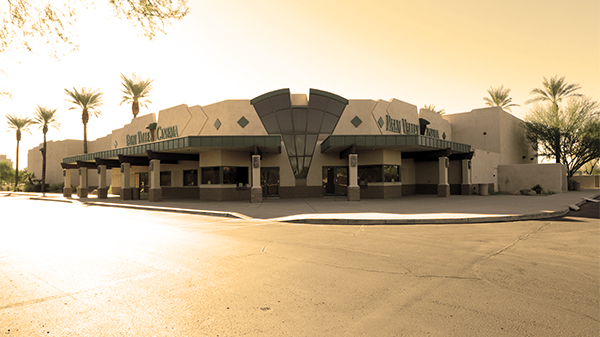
[6,189,598,225]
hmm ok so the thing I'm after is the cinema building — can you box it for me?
[28,88,540,202]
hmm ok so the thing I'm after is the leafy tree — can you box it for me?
[523,95,599,180]
[1,0,189,58]
[0,160,15,186]
[120,73,154,119]
[525,75,582,110]
[5,114,33,191]
[483,85,519,112]
[581,159,599,175]
[64,87,103,154]
[32,105,60,194]
[423,104,445,115]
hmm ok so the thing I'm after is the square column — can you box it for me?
[149,159,162,202]
[97,165,108,199]
[63,169,72,197]
[121,163,132,200]
[77,167,88,198]
[251,155,262,203]
[461,159,472,195]
[347,154,360,201]
[437,156,450,197]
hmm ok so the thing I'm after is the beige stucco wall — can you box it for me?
[401,158,416,185]
[334,100,380,135]
[497,163,567,193]
[419,108,452,141]
[200,100,267,136]
[27,139,82,186]
[444,107,537,189]
[572,175,600,188]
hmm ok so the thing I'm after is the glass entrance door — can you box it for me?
[322,166,348,196]
[138,172,149,193]
[261,167,280,197]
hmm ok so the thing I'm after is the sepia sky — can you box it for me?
[1,0,598,168]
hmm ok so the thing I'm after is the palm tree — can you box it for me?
[32,105,60,194]
[423,104,446,115]
[483,85,520,112]
[120,73,153,119]
[5,114,33,191]
[525,75,582,110]
[64,87,103,154]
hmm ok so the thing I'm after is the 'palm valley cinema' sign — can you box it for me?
[126,125,179,146]
[385,116,440,138]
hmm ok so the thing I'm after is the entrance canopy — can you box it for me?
[62,135,282,168]
[321,134,472,160]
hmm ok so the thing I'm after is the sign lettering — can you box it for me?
[125,125,179,146]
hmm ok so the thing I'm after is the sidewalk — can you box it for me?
[3,189,599,224]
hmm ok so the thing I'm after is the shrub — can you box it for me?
[531,184,543,194]
[49,183,64,192]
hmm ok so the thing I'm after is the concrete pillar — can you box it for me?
[251,155,262,203]
[347,154,360,201]
[149,159,162,202]
[437,156,450,197]
[121,163,132,200]
[97,165,108,199]
[461,159,472,195]
[63,168,72,197]
[77,167,88,198]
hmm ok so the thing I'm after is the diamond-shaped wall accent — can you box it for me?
[378,117,384,128]
[351,116,362,128]
[442,132,447,140]
[237,116,249,128]
[214,118,222,130]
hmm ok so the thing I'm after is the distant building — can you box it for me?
[28,88,539,201]
[0,154,13,167]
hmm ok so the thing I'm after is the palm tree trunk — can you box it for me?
[42,133,47,194]
[14,140,19,191]
[83,121,88,154]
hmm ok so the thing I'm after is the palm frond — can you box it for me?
[32,105,61,133]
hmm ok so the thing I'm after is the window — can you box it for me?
[384,165,400,182]
[358,165,401,184]
[160,171,171,186]
[201,167,220,184]
[358,165,382,184]
[223,166,249,186]
[184,170,198,186]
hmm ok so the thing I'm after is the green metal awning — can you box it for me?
[63,135,282,164]
[321,134,471,154]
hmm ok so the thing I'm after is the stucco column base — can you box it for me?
[121,187,133,200]
[251,187,262,203]
[97,187,108,199]
[437,184,450,197]
[63,186,72,198]
[77,187,88,198]
[347,186,360,201]
[149,188,162,202]
[461,184,472,195]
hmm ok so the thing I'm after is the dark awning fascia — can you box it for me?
[63,135,282,164]
[321,134,471,154]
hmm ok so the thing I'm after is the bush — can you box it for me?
[49,183,64,192]
[531,184,543,194]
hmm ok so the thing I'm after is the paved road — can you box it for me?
[1,196,598,336]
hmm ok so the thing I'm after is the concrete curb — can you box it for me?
[12,191,600,225]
